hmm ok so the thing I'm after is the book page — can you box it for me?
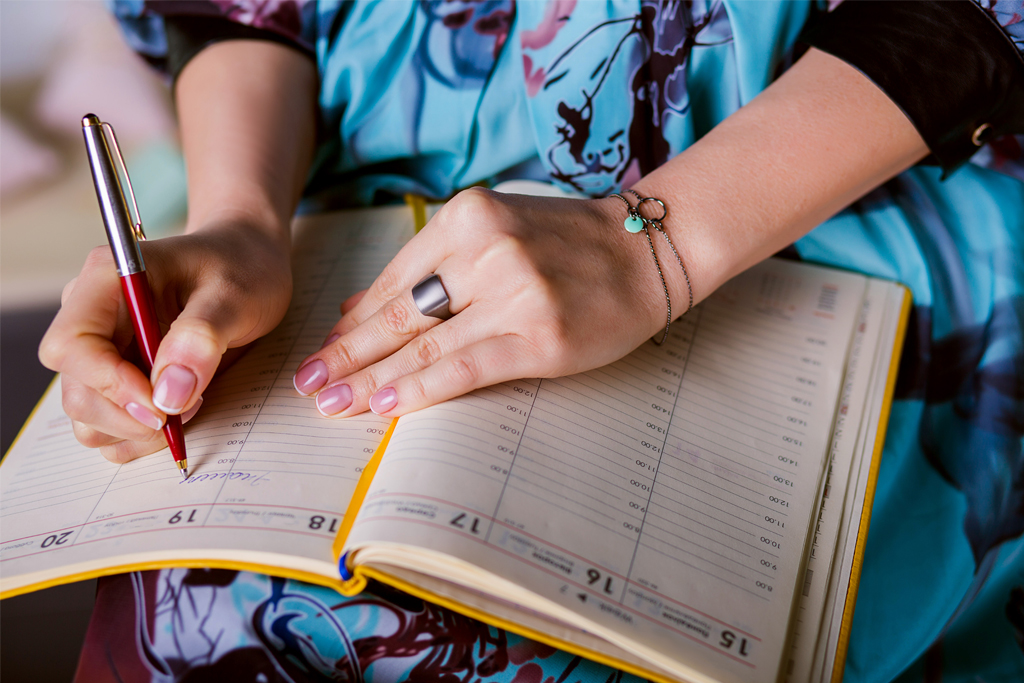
[784,279,894,682]
[345,258,869,683]
[0,209,406,594]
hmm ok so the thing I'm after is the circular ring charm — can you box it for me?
[634,195,668,222]
[624,215,645,233]
[412,273,452,320]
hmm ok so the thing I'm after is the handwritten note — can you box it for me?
[0,208,407,592]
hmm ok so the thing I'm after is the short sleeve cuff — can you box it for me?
[800,0,1024,175]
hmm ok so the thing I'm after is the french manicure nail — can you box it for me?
[126,402,163,430]
[316,384,353,416]
[293,359,329,395]
[369,387,398,415]
[152,365,197,414]
[181,396,204,423]
[321,333,340,349]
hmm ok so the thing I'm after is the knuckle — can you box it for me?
[101,441,139,464]
[84,245,114,270]
[528,321,569,364]
[412,334,443,368]
[93,365,125,402]
[380,300,414,337]
[361,367,386,396]
[445,354,480,388]
[404,372,429,404]
[375,264,404,301]
[72,422,108,450]
[330,341,360,373]
[62,384,94,422]
[61,277,79,306]
[450,187,499,224]
[38,335,63,370]
[167,317,225,361]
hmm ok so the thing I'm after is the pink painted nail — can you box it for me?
[126,402,163,430]
[152,365,197,414]
[181,396,204,424]
[293,359,329,395]
[321,333,340,349]
[369,387,398,415]
[316,384,353,416]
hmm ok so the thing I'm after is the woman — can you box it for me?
[44,1,1024,681]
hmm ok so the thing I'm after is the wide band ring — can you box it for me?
[412,273,452,320]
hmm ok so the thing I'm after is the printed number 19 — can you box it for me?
[169,509,198,524]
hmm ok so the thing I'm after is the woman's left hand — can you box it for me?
[292,187,686,417]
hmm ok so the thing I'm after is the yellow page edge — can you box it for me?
[2,373,58,463]
[333,417,398,595]
[355,564,686,683]
[328,414,686,682]
[1,558,345,601]
[830,285,912,683]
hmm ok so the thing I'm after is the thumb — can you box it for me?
[149,287,256,415]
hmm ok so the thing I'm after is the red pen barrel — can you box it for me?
[119,272,188,463]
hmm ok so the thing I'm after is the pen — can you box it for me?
[81,114,189,479]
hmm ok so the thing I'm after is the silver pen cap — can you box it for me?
[82,114,146,276]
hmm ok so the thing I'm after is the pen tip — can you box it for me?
[180,468,189,480]
[82,113,100,127]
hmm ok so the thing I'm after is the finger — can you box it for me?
[58,332,166,427]
[62,375,164,444]
[99,433,170,464]
[334,226,451,335]
[340,289,367,315]
[61,276,79,306]
[40,246,124,372]
[313,307,491,416]
[71,394,204,455]
[149,285,267,415]
[366,335,532,417]
[98,399,201,463]
[294,290,443,396]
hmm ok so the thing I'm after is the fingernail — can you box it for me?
[126,402,163,431]
[316,384,353,416]
[152,365,197,414]
[293,359,329,395]
[321,333,340,349]
[369,387,398,415]
[181,396,204,424]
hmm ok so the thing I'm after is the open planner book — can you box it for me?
[1,198,910,683]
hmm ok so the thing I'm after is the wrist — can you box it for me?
[595,191,696,337]
[186,203,291,251]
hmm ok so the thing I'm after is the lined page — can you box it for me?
[345,259,867,683]
[0,209,406,591]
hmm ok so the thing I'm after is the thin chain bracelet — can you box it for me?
[609,189,693,345]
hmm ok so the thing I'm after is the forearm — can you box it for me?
[175,39,318,245]
[633,47,929,307]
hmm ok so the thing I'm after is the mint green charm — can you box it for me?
[624,215,644,233]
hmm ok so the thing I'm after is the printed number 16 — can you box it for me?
[587,568,614,595]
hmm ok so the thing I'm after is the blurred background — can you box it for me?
[1,2,186,678]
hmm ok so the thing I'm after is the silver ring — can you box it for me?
[412,273,452,320]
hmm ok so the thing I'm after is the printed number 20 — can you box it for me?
[40,531,73,548]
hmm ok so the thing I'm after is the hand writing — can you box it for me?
[39,222,292,463]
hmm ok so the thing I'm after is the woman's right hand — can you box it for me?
[39,220,292,464]
[39,32,318,464]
